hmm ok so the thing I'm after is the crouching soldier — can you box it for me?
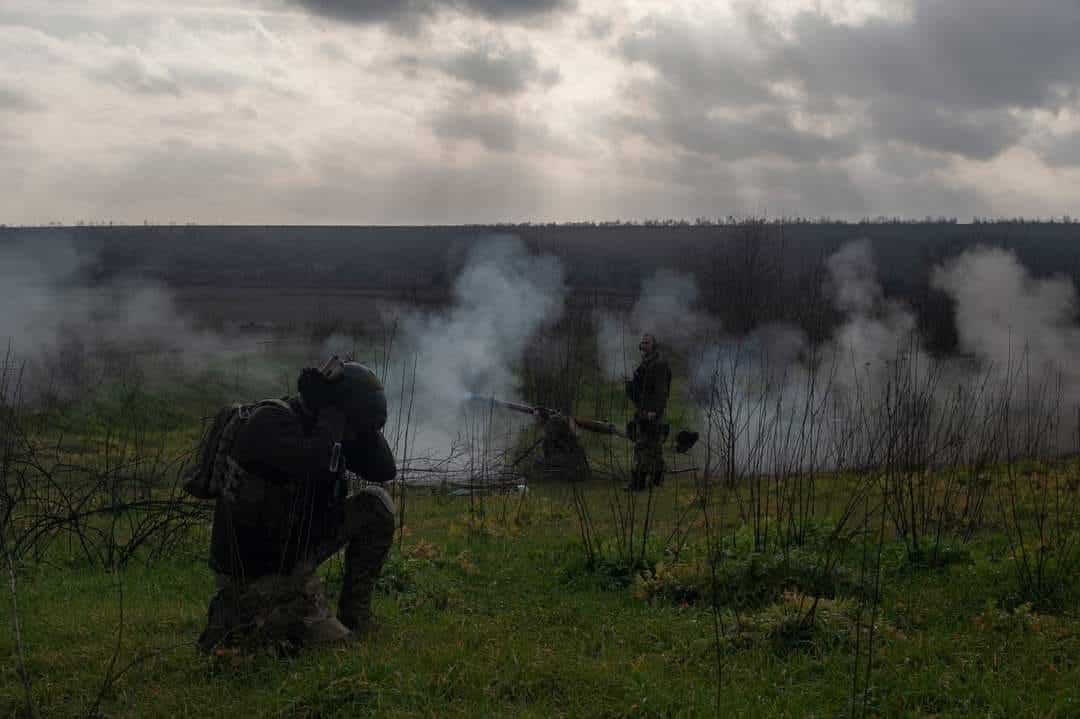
[532,410,590,482]
[197,357,396,653]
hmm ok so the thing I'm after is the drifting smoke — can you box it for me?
[0,235,255,400]
[932,246,1080,393]
[825,239,922,382]
[374,236,566,473]
[597,269,719,380]
[688,238,1080,474]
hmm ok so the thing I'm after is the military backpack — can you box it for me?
[182,399,293,500]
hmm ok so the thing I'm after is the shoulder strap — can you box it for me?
[243,398,342,473]
[240,398,293,420]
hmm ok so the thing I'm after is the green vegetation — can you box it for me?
[4,357,1080,718]
[4,474,1080,717]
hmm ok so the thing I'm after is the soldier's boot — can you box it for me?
[337,488,396,634]
[197,587,232,654]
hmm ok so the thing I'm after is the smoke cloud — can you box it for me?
[0,235,245,399]
[597,268,719,380]
[687,238,1080,474]
[374,235,566,474]
[932,245,1080,386]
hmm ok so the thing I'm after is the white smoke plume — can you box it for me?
[825,238,922,386]
[825,239,883,316]
[597,269,719,380]
[0,235,248,399]
[932,246,1080,386]
[374,235,566,475]
[689,238,1080,474]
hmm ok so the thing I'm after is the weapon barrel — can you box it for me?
[469,395,537,415]
[472,395,628,439]
[572,417,626,438]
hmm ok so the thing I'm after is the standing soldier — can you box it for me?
[198,357,397,653]
[625,334,672,491]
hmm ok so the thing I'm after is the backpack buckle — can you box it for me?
[329,442,342,473]
[238,405,251,420]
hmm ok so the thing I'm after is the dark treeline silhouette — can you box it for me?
[4,220,1080,354]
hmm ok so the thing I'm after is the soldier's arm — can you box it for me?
[232,405,338,483]
[343,430,397,484]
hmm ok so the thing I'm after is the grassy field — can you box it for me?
[3,469,1080,718]
[4,356,1080,718]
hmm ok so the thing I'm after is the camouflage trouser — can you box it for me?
[199,485,395,653]
[630,428,665,490]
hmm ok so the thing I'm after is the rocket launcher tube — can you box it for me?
[470,394,700,454]
[468,395,626,437]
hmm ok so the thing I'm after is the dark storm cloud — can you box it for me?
[1038,130,1080,168]
[289,0,572,27]
[867,100,1024,160]
[619,18,772,107]
[773,1,1080,112]
[438,44,559,95]
[616,16,855,168]
[618,1,1080,168]
[622,103,859,164]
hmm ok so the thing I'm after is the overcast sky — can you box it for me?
[2,0,1078,224]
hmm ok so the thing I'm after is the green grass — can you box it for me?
[5,357,1080,717]
[3,480,1080,718]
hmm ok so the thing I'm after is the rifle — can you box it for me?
[469,395,699,454]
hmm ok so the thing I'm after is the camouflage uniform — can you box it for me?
[533,414,589,482]
[625,350,672,491]
[199,397,396,653]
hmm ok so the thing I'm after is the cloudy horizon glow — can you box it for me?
[2,0,1078,225]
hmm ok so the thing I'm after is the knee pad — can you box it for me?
[344,486,396,542]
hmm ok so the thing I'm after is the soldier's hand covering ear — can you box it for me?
[298,367,339,411]
[343,429,397,484]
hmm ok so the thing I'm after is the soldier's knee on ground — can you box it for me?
[344,485,396,546]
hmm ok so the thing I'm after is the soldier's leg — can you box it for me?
[338,485,396,632]
[198,573,241,653]
[266,506,353,646]
[648,435,666,487]
[629,438,649,490]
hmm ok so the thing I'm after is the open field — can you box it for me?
[3,354,1080,718]
[3,471,1080,718]
[6,232,1080,718]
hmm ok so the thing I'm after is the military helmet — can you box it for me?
[336,361,388,431]
[301,356,388,431]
